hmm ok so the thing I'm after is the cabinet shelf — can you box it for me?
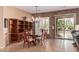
[9,18,33,43]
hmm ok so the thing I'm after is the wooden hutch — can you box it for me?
[9,18,33,43]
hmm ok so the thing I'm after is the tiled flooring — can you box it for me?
[0,39,78,52]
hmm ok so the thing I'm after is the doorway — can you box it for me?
[55,14,75,39]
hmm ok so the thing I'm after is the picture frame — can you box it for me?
[4,18,8,28]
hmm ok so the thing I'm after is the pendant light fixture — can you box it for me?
[32,6,38,22]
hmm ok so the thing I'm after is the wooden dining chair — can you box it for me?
[22,32,36,48]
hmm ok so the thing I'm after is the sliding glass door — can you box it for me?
[56,16,75,39]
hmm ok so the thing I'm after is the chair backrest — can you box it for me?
[23,32,28,41]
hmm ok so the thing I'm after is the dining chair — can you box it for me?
[22,32,36,48]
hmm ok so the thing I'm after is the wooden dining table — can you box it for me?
[29,34,41,39]
[29,34,41,43]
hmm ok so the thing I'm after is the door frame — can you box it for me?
[55,13,76,39]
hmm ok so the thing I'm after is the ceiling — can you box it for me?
[15,6,79,14]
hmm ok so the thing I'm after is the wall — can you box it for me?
[3,6,32,21]
[3,6,33,46]
[33,8,79,39]
[0,7,6,48]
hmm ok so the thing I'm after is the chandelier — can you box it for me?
[32,6,40,22]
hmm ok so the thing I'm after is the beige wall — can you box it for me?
[0,7,6,48]
[3,6,32,21]
[0,6,33,48]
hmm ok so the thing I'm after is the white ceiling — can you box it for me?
[15,6,79,14]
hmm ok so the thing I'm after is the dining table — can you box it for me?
[29,34,41,43]
[29,34,41,38]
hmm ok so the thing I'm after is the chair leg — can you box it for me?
[28,42,30,48]
[33,41,36,46]
[23,41,25,47]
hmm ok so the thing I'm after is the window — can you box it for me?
[35,17,49,35]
